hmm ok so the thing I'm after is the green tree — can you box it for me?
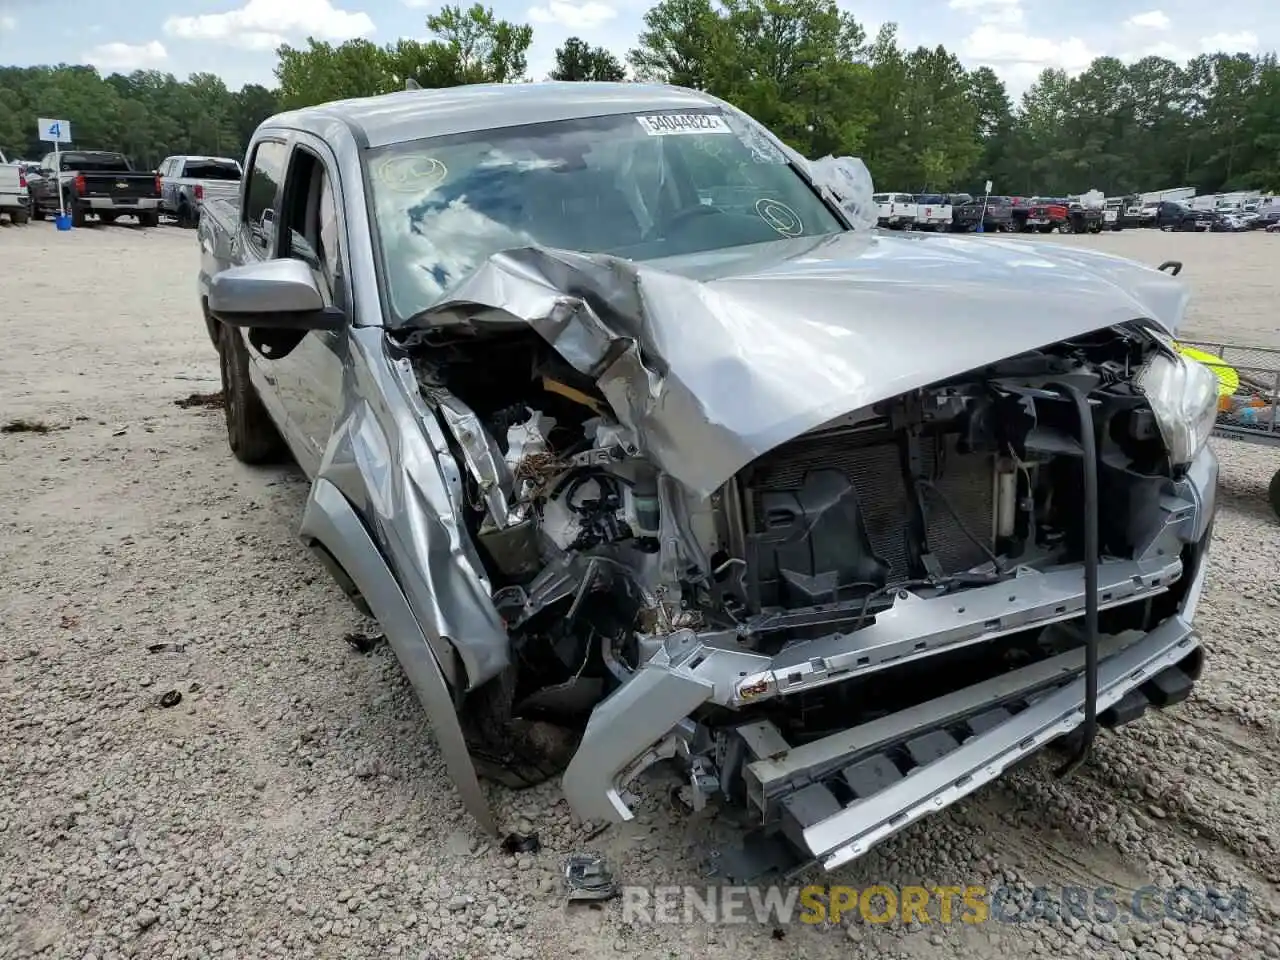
[628,0,726,89]
[550,37,626,81]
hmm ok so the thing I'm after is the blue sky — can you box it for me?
[0,0,1273,95]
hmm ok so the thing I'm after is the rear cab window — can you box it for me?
[185,160,242,181]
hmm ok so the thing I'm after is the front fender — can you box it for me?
[300,476,497,836]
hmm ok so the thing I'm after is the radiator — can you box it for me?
[743,431,995,580]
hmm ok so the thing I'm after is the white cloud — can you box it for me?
[960,25,1096,72]
[402,0,432,6]
[84,40,169,70]
[1125,10,1170,30]
[1122,39,1192,61]
[163,0,375,52]
[948,0,1023,27]
[1201,30,1259,52]
[528,0,617,30]
[0,13,15,31]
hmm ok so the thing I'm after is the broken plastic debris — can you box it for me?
[501,832,541,855]
[344,633,384,653]
[158,690,182,708]
[563,854,618,902]
[147,642,186,654]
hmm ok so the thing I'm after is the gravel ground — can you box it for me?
[2,221,1278,960]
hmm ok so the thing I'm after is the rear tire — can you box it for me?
[217,324,287,464]
[1269,469,1280,521]
[139,211,159,228]
[177,203,194,228]
[30,203,45,221]
[100,212,118,224]
[10,208,29,225]
[70,204,86,228]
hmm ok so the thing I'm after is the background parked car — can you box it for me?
[873,192,917,229]
[0,148,31,224]
[912,193,952,230]
[158,155,243,228]
[1154,201,1212,232]
[28,149,161,227]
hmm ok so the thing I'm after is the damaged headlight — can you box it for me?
[1136,351,1219,466]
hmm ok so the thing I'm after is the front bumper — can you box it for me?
[561,446,1217,869]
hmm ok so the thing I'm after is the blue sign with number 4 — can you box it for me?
[37,117,72,143]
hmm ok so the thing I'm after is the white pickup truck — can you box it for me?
[873,192,918,229]
[158,155,243,228]
[0,149,31,224]
[912,193,953,231]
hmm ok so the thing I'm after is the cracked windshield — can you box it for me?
[366,110,846,319]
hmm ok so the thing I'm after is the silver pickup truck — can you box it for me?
[0,149,31,224]
[159,155,242,227]
[197,83,1217,877]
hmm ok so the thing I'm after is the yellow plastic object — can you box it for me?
[1175,344,1239,397]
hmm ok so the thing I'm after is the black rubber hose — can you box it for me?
[1050,381,1099,778]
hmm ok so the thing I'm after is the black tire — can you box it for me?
[10,208,29,225]
[1269,469,1280,521]
[139,211,159,228]
[30,202,45,221]
[202,298,220,350]
[177,203,194,228]
[217,324,287,464]
[460,667,579,790]
[70,204,86,228]
[100,212,118,224]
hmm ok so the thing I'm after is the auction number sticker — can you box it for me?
[636,114,732,136]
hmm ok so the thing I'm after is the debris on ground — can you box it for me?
[501,832,541,855]
[174,391,225,409]
[344,632,384,653]
[2,418,51,434]
[147,642,186,654]
[158,690,183,708]
[564,854,619,903]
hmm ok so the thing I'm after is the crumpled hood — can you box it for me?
[422,230,1190,496]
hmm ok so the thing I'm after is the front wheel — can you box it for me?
[217,324,287,464]
[459,667,579,790]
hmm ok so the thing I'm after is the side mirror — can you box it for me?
[208,259,345,331]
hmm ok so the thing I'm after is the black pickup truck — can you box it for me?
[951,195,1014,232]
[28,150,161,227]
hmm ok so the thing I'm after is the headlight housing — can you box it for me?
[1136,350,1219,466]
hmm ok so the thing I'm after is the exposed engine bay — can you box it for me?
[406,318,1210,870]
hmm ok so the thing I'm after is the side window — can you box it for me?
[243,140,287,252]
[281,147,342,305]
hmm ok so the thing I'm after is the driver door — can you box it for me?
[262,136,351,477]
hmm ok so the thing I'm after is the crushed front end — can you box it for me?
[407,306,1216,874]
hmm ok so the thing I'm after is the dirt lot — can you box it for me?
[2,222,1278,960]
